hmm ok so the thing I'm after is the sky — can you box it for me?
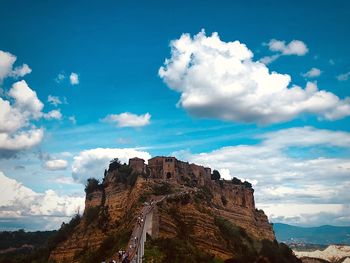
[0,0,350,230]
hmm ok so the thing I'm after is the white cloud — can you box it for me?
[259,54,280,64]
[0,171,84,218]
[0,128,44,151]
[55,73,65,83]
[44,159,68,171]
[174,126,350,226]
[43,109,62,120]
[72,148,151,183]
[302,67,322,78]
[0,50,31,82]
[267,39,308,56]
[0,80,60,156]
[102,112,151,127]
[11,64,32,78]
[259,203,350,226]
[47,95,62,106]
[260,39,309,64]
[68,116,77,124]
[159,31,350,124]
[69,72,79,85]
[337,71,350,81]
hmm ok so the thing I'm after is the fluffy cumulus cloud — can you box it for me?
[0,80,61,156]
[72,148,151,183]
[302,67,322,78]
[159,31,350,124]
[0,171,84,229]
[174,126,350,226]
[69,72,79,85]
[44,159,68,171]
[102,112,151,128]
[0,50,32,82]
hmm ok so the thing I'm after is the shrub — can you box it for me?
[194,186,213,205]
[152,182,173,195]
[77,230,131,263]
[145,236,221,263]
[243,181,252,188]
[211,170,221,180]
[221,195,228,206]
[167,193,191,205]
[85,206,100,225]
[108,158,121,171]
[214,216,256,261]
[85,178,100,195]
[231,177,242,185]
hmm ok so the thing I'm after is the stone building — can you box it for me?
[129,157,146,174]
[146,156,211,186]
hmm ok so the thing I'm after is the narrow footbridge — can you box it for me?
[120,189,196,263]
[124,195,165,263]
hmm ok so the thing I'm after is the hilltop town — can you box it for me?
[48,156,299,263]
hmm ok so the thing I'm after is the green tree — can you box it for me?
[84,178,100,195]
[211,170,221,180]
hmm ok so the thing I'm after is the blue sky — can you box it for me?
[0,0,350,230]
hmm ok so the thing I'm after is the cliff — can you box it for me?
[49,157,284,263]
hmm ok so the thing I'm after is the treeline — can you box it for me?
[0,229,56,251]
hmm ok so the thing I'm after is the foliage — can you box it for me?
[214,216,257,262]
[144,236,223,263]
[0,229,57,263]
[152,182,173,195]
[231,177,243,185]
[76,229,131,263]
[211,170,221,180]
[168,207,195,240]
[0,214,81,263]
[84,206,100,225]
[0,229,56,250]
[214,216,301,263]
[230,177,253,188]
[98,206,110,231]
[85,178,100,195]
[167,193,191,205]
[194,186,213,205]
[243,181,252,188]
[108,158,121,171]
[113,163,137,186]
[221,195,228,206]
[259,240,301,263]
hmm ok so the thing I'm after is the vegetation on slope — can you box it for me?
[0,214,81,263]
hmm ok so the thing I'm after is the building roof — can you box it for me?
[129,157,145,161]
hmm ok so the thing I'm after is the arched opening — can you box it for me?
[166,172,172,179]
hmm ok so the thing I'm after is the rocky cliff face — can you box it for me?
[49,160,275,263]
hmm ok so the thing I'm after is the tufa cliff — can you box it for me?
[49,156,298,263]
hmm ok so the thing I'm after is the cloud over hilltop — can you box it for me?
[174,126,350,226]
[159,31,350,124]
[0,50,31,82]
[0,171,84,229]
[72,148,151,183]
[0,80,61,157]
[102,112,151,128]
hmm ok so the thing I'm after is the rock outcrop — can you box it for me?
[49,156,275,262]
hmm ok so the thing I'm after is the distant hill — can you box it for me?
[0,229,56,263]
[0,229,56,251]
[274,223,350,245]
